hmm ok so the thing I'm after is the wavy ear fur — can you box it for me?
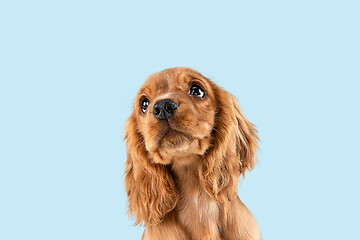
[124,113,178,226]
[199,85,259,203]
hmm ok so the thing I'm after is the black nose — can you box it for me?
[153,99,178,120]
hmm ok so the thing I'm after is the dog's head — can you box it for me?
[125,67,258,225]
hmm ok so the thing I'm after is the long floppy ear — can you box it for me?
[124,113,178,225]
[199,85,259,203]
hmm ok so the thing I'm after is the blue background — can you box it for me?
[1,1,359,239]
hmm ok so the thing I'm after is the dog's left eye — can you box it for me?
[189,83,205,98]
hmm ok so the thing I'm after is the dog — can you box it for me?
[124,67,261,239]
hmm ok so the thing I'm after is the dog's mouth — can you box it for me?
[148,121,211,164]
[161,128,192,148]
[146,118,211,164]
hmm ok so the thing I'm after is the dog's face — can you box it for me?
[125,67,258,225]
[134,67,216,164]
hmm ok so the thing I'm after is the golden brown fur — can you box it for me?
[124,67,261,239]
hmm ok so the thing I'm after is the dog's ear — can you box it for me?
[199,85,259,202]
[124,113,178,225]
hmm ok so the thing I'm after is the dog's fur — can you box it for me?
[124,67,261,240]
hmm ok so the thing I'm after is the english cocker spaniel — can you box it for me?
[124,67,260,240]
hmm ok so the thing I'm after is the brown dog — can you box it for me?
[124,67,261,240]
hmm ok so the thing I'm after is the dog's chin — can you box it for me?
[150,129,211,166]
[159,130,192,154]
[149,130,193,163]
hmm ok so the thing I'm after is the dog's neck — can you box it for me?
[170,155,206,206]
[170,155,222,237]
[171,155,201,189]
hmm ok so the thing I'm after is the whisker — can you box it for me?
[212,127,222,135]
[136,140,145,147]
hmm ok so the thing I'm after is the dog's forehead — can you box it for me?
[140,67,203,96]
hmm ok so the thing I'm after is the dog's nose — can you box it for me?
[153,99,178,120]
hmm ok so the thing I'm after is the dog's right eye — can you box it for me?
[141,98,150,114]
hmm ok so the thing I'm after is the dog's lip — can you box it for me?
[160,125,193,141]
[168,120,189,134]
[157,120,186,135]
[166,128,180,136]
[165,127,190,138]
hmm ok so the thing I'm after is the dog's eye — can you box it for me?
[189,83,205,98]
[140,98,150,114]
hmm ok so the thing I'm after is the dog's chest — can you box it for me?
[176,188,220,236]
